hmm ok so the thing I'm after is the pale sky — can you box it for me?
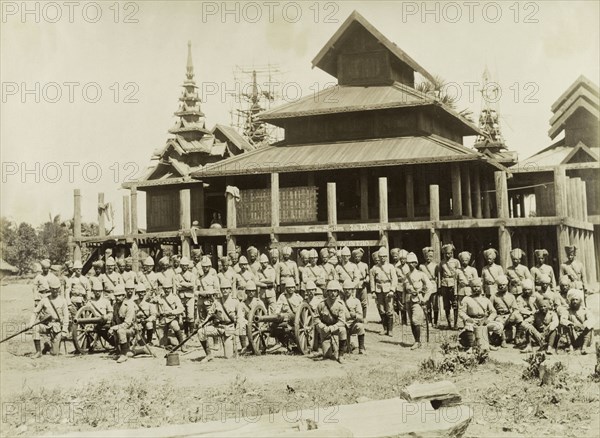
[1,1,599,230]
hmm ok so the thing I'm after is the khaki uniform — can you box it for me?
[342,296,365,336]
[506,264,532,295]
[355,261,370,317]
[156,293,184,333]
[176,270,196,328]
[237,269,258,301]
[315,298,347,341]
[531,264,556,292]
[370,263,398,319]
[33,272,58,303]
[560,261,586,287]
[66,274,91,314]
[276,260,299,294]
[197,270,221,297]
[336,262,359,286]
[111,300,136,345]
[121,270,137,285]
[88,296,113,321]
[218,268,238,296]
[404,269,434,326]
[137,271,159,300]
[459,295,502,349]
[134,298,157,331]
[31,295,69,346]
[481,263,504,297]
[274,292,303,323]
[256,265,277,314]
[439,258,460,311]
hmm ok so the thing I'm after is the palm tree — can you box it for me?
[416,75,474,122]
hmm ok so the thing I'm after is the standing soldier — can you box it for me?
[458,278,501,352]
[30,276,69,358]
[323,255,338,284]
[91,260,104,278]
[315,280,348,363]
[155,277,185,350]
[341,279,366,355]
[121,257,136,285]
[319,248,330,266]
[191,249,203,277]
[197,256,221,297]
[176,257,196,335]
[481,248,504,298]
[246,247,261,277]
[218,256,238,297]
[404,253,434,349]
[556,276,571,310]
[236,256,257,301]
[101,257,123,302]
[370,247,398,336]
[455,251,478,329]
[65,260,90,318]
[301,249,327,295]
[256,253,277,314]
[439,244,460,329]
[336,247,359,285]
[116,258,127,276]
[132,283,156,345]
[392,249,410,326]
[490,275,522,347]
[420,247,439,328]
[108,284,136,363]
[531,249,557,293]
[171,255,182,275]
[138,256,158,302]
[560,246,587,295]
[352,248,369,319]
[239,280,261,353]
[219,278,245,355]
[32,259,57,305]
[269,248,280,294]
[276,246,299,296]
[229,247,241,274]
[506,248,532,296]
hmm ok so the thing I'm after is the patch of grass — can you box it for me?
[419,340,489,375]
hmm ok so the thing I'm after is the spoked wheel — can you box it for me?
[71,305,112,354]
[294,302,315,355]
[247,302,272,355]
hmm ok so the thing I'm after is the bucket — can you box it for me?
[165,352,180,366]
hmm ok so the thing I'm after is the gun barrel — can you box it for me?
[255,314,284,323]
[74,317,105,325]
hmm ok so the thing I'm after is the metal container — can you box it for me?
[165,352,180,366]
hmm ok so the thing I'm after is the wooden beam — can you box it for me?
[226,189,237,229]
[566,177,576,221]
[271,173,280,227]
[482,175,491,218]
[494,171,509,220]
[451,163,462,217]
[498,225,512,270]
[581,180,588,222]
[196,184,205,228]
[405,168,415,219]
[379,177,388,223]
[327,182,337,225]
[73,189,82,239]
[123,195,131,235]
[462,165,472,217]
[473,167,482,219]
[430,185,441,262]
[585,230,598,284]
[360,168,369,221]
[130,187,138,234]
[519,193,526,218]
[131,241,139,272]
[98,193,105,237]
[179,189,191,229]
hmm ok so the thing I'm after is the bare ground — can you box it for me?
[1,283,599,437]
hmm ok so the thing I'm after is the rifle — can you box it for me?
[165,314,215,356]
[1,315,52,344]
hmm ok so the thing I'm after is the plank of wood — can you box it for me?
[400,380,462,408]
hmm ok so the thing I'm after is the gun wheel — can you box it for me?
[247,302,270,355]
[294,302,315,355]
[71,305,112,354]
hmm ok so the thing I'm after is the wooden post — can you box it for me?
[462,165,472,217]
[482,176,491,219]
[494,171,509,220]
[98,193,106,237]
[196,184,205,227]
[130,187,138,234]
[74,189,82,239]
[473,167,482,219]
[307,172,315,187]
[379,177,388,223]
[405,168,415,219]
[360,168,369,221]
[554,166,569,266]
[585,230,598,284]
[451,163,462,217]
[430,185,441,262]
[73,243,82,263]
[180,188,192,258]
[581,180,588,222]
[226,189,237,229]
[131,241,139,272]
[271,173,280,227]
[123,195,131,235]
[327,182,337,225]
[498,225,512,270]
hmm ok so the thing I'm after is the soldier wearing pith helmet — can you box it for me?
[439,243,460,329]
[370,247,398,336]
[138,256,158,300]
[420,247,439,327]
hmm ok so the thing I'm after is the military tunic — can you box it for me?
[506,264,532,295]
[481,263,505,297]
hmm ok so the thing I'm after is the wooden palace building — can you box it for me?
[71,12,599,285]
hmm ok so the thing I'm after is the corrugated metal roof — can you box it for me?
[259,83,430,120]
[520,146,573,168]
[193,135,482,178]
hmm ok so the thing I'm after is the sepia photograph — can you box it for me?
[1,1,599,436]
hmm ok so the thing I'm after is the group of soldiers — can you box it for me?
[29,242,593,364]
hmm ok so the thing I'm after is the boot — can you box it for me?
[401,310,408,326]
[33,340,42,359]
[145,330,154,346]
[387,315,394,337]
[445,311,452,329]
[380,314,388,335]
[453,308,459,330]
[337,340,346,364]
[117,343,129,363]
[358,335,366,355]
[200,341,213,362]
[176,331,186,353]
[239,335,249,354]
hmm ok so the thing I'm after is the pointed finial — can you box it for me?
[186,40,194,80]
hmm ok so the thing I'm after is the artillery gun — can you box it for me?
[246,301,315,355]
[71,305,114,354]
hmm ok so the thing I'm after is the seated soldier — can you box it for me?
[459,278,502,352]
[108,284,136,363]
[306,280,323,312]
[155,277,185,350]
[274,277,303,326]
[176,257,196,335]
[315,280,348,363]
[561,289,595,354]
[490,275,522,347]
[30,276,69,358]
[133,282,156,345]
[197,285,242,362]
[342,279,366,355]
[516,278,541,351]
[526,296,559,354]
[538,274,561,310]
[88,277,113,327]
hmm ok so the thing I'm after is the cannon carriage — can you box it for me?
[70,304,114,354]
[246,301,315,355]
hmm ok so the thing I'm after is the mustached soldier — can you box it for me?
[30,276,69,358]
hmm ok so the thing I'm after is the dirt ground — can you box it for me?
[1,282,599,437]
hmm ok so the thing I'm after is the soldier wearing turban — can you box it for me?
[481,248,504,299]
[531,249,557,293]
[506,248,532,296]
